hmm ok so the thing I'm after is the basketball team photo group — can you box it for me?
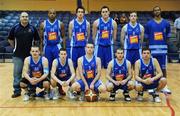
[0,0,180,116]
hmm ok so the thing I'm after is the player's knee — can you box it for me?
[159,78,167,86]
[127,81,134,90]
[106,83,114,92]
[98,84,106,93]
[20,82,27,88]
[43,81,50,89]
[135,84,143,92]
[71,82,80,91]
[51,79,57,87]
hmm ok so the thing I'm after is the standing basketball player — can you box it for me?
[106,48,134,101]
[71,42,106,101]
[121,11,144,67]
[8,12,40,98]
[145,6,171,94]
[39,8,66,95]
[93,6,117,68]
[69,6,90,69]
[20,45,50,101]
[51,48,75,100]
[40,8,65,69]
[134,47,167,103]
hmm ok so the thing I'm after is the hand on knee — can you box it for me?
[98,85,106,93]
[71,83,80,92]
[43,82,50,89]
[160,78,167,85]
[128,85,134,91]
[106,85,113,92]
[135,85,143,92]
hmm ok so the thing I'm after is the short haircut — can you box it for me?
[153,6,161,11]
[86,41,94,46]
[76,6,85,13]
[31,45,40,49]
[116,47,124,53]
[59,48,67,53]
[101,6,110,12]
[142,47,151,53]
[129,11,137,16]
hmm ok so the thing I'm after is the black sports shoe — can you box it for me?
[137,92,143,101]
[123,91,131,102]
[11,93,21,98]
[109,92,116,101]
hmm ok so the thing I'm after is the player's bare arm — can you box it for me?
[60,22,66,48]
[87,22,90,41]
[67,59,76,84]
[106,60,116,84]
[37,57,49,82]
[140,25,145,45]
[152,58,163,81]
[78,57,89,88]
[121,25,126,48]
[126,60,132,81]
[51,59,63,85]
[91,57,101,86]
[92,20,98,43]
[112,20,117,42]
[134,60,145,83]
[68,21,73,40]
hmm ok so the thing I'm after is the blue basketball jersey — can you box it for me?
[56,58,71,79]
[95,18,113,46]
[29,56,43,78]
[145,19,171,54]
[82,56,97,82]
[112,58,128,81]
[44,19,62,46]
[70,19,87,47]
[140,58,155,79]
[124,23,141,49]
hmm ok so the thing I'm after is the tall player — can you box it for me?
[145,6,171,94]
[106,48,134,101]
[69,6,90,69]
[93,6,117,68]
[121,11,144,67]
[39,8,66,95]
[71,42,106,101]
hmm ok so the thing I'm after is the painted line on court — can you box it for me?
[0,105,168,108]
[164,93,175,116]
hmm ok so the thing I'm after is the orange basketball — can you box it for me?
[85,89,97,102]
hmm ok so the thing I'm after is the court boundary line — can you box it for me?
[0,105,168,108]
[0,93,174,116]
[164,93,175,116]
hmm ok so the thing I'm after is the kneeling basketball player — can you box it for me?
[71,42,106,101]
[134,47,167,103]
[20,45,50,101]
[51,48,76,100]
[106,48,134,101]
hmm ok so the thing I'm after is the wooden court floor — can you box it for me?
[0,63,179,116]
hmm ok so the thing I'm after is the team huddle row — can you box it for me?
[20,44,166,103]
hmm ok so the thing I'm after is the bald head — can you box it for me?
[48,8,56,21]
[20,12,29,26]
[20,12,28,17]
